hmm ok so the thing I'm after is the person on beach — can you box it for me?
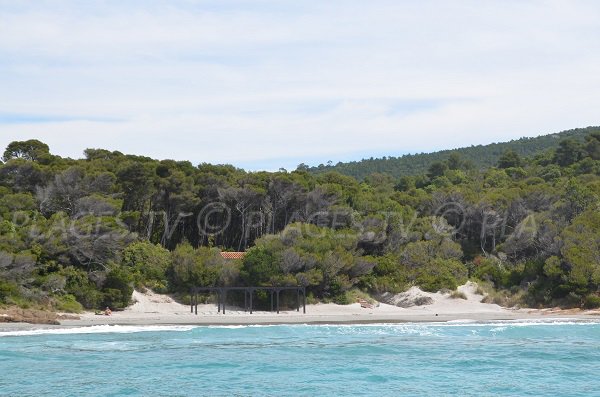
[104,307,112,316]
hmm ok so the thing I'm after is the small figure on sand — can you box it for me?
[104,307,112,316]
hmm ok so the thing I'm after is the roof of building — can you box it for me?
[220,251,246,260]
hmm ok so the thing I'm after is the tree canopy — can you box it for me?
[1,127,600,311]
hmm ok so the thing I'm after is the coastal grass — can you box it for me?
[449,290,467,300]
[477,281,525,308]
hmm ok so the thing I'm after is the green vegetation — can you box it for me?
[1,128,600,311]
[449,290,467,300]
[309,127,597,180]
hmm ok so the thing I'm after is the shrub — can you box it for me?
[54,294,84,313]
[169,243,222,291]
[59,266,103,309]
[122,241,171,287]
[478,281,525,307]
[102,288,126,309]
[583,294,600,309]
[415,259,467,292]
[0,279,20,304]
[240,247,278,287]
[102,267,133,309]
[473,258,510,288]
[449,291,467,300]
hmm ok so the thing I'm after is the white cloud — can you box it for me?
[1,0,599,170]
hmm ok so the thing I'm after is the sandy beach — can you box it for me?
[47,282,599,328]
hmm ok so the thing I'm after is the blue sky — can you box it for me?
[1,0,599,170]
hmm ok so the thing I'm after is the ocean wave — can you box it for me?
[2,319,599,337]
[435,319,600,327]
[0,324,198,337]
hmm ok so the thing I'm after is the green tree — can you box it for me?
[169,243,222,290]
[122,241,171,290]
[554,139,585,166]
[561,211,600,296]
[3,139,50,162]
[102,266,133,309]
[497,150,522,168]
[240,247,279,286]
[585,131,600,160]
[427,161,448,179]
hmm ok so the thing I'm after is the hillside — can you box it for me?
[2,127,600,313]
[309,127,599,180]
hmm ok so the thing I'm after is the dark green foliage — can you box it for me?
[472,257,510,288]
[585,132,600,160]
[240,247,278,286]
[554,139,586,167]
[0,279,20,303]
[497,150,522,169]
[2,127,600,311]
[309,127,597,180]
[3,139,50,163]
[102,267,133,309]
[427,161,448,179]
[583,294,600,309]
[60,267,104,309]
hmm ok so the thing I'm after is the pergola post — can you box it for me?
[217,290,221,313]
[249,288,253,314]
[303,287,306,314]
[222,288,226,314]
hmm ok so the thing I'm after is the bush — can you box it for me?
[344,289,375,305]
[60,267,103,309]
[122,241,171,288]
[102,267,133,309]
[240,247,278,287]
[333,292,351,305]
[54,294,84,313]
[473,258,510,288]
[169,243,222,291]
[416,259,467,292]
[0,279,20,304]
[102,288,126,309]
[583,294,600,309]
[449,291,467,300]
[478,281,525,307]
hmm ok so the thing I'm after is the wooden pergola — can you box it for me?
[190,286,306,315]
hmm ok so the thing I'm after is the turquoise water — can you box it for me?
[1,321,599,396]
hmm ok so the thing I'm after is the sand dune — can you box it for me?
[56,282,599,327]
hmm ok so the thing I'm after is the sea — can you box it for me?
[1,320,599,396]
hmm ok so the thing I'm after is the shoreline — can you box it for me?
[3,285,600,331]
[2,313,599,334]
[2,307,598,333]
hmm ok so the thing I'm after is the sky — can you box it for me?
[1,0,599,171]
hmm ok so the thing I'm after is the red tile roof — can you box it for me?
[220,252,246,260]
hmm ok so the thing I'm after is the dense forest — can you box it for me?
[308,127,595,180]
[1,127,600,312]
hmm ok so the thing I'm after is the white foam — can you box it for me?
[0,324,198,337]
[428,318,600,327]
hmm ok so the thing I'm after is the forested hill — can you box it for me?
[308,127,598,180]
[2,126,600,314]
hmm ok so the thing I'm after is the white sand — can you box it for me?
[57,282,600,327]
